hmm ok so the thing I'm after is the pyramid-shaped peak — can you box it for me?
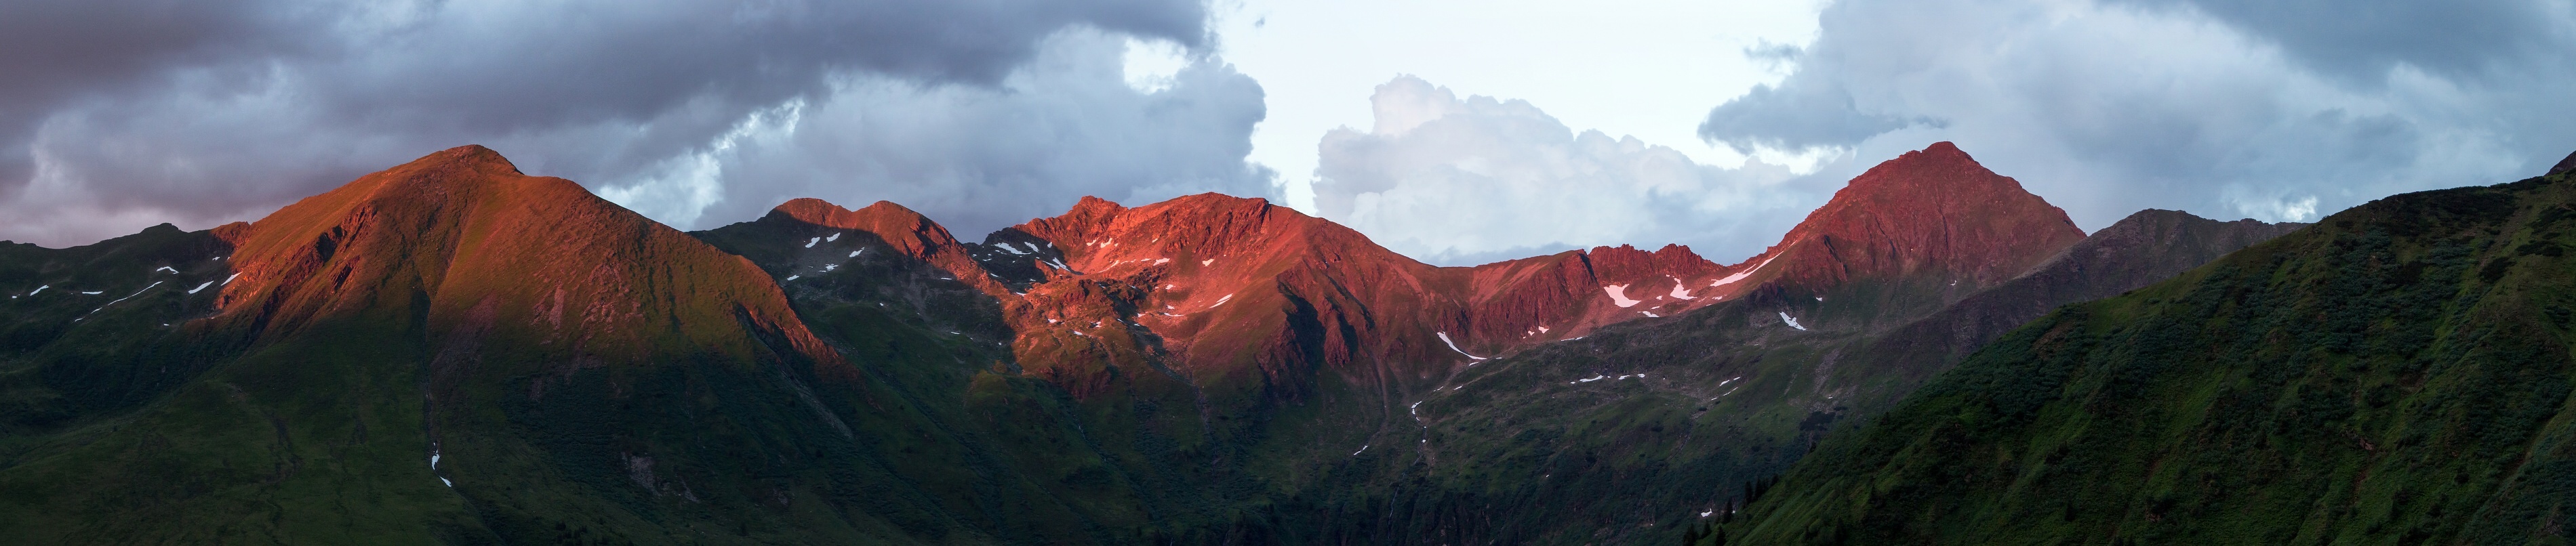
[1756,141,2086,289]
[1845,141,2014,194]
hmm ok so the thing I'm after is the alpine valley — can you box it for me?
[13,140,2436,545]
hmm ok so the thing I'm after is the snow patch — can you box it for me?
[1710,254,1781,287]
[1668,278,1695,299]
[186,281,215,294]
[784,275,800,281]
[993,243,1028,255]
[222,273,241,285]
[849,250,863,257]
[1536,325,1550,333]
[1153,258,1170,265]
[89,282,163,314]
[1779,312,1807,331]
[1434,332,1486,360]
[1201,259,1214,266]
[1603,285,1643,308]
[27,285,46,295]
[155,266,177,274]
[826,232,841,242]
[1352,444,1369,456]
[804,237,820,248]
[80,291,102,295]
[1571,375,1607,384]
[1815,297,1824,301]
[1211,294,1231,307]
[823,264,837,272]
[1641,311,1659,318]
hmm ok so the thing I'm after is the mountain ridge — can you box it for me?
[0,141,2240,545]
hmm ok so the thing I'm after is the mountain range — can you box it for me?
[0,142,2312,544]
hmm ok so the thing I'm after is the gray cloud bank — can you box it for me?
[1316,77,1821,266]
[0,0,1272,247]
[1700,0,2576,229]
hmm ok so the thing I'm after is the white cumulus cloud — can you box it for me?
[1315,76,1822,266]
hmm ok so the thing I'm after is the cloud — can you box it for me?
[0,0,1255,247]
[1315,76,1819,266]
[618,29,1278,238]
[1697,0,2576,227]
[2104,0,2573,81]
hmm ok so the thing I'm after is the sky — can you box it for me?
[3,0,2573,266]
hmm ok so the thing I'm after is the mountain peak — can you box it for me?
[1763,141,2086,293]
[1843,140,2007,196]
[763,198,972,268]
[2551,149,2576,176]
[418,144,523,175]
[771,198,938,234]
[203,150,841,369]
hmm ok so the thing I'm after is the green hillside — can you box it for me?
[1719,171,2576,545]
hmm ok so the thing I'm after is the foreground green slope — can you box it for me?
[1724,171,2576,545]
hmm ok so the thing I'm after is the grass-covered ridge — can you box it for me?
[1719,171,2576,545]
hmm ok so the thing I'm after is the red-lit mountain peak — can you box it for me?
[1753,142,2085,293]
[207,145,842,369]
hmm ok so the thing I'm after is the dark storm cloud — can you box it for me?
[1697,80,1926,156]
[664,30,1281,238]
[0,0,1260,247]
[1697,0,2576,229]
[2104,0,2571,81]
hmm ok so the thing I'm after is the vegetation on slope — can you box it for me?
[1720,171,2576,545]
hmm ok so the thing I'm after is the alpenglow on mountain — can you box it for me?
[0,142,2336,544]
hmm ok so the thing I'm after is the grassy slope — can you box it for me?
[1725,173,2576,545]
